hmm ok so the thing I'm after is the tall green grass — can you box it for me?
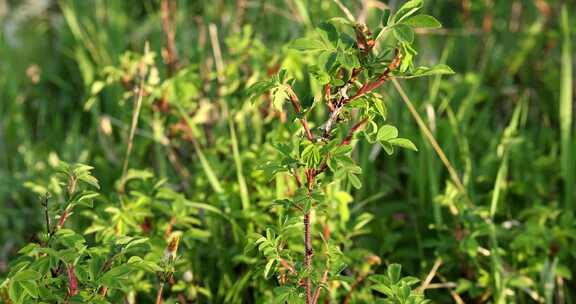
[1,1,575,303]
[560,5,573,208]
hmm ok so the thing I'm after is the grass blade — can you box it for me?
[560,5,573,208]
[228,114,250,210]
[392,79,471,207]
[174,103,224,194]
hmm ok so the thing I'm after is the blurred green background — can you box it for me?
[0,0,574,302]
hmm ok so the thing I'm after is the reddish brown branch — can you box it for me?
[301,119,314,141]
[341,117,369,146]
[161,0,179,75]
[304,211,313,304]
[58,209,70,229]
[279,258,297,275]
[321,49,401,140]
[312,268,329,304]
[163,217,176,239]
[286,85,314,141]
[156,282,165,304]
[66,264,78,297]
[303,168,317,304]
[313,117,368,179]
[342,273,368,304]
[324,84,334,112]
[346,49,401,102]
[292,168,303,188]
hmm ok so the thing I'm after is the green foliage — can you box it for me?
[1,163,160,303]
[1,0,575,303]
[370,264,428,304]
[242,1,452,302]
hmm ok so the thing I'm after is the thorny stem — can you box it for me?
[286,29,401,304]
[304,211,312,304]
[321,49,401,139]
[302,161,319,304]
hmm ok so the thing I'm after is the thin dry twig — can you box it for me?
[160,0,179,75]
[155,282,165,304]
[232,0,248,33]
[120,42,149,191]
[392,79,471,206]
[418,258,443,292]
[208,23,225,83]
[332,0,356,22]
[424,282,458,289]
[438,274,465,304]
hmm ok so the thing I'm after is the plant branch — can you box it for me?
[322,49,401,139]
[346,49,401,102]
[312,116,368,179]
[156,282,165,304]
[418,258,443,292]
[120,42,149,192]
[41,194,51,239]
[279,257,297,275]
[438,273,465,304]
[332,0,356,22]
[304,210,313,304]
[286,85,314,141]
[324,84,334,112]
[312,268,329,304]
[208,23,225,83]
[341,117,369,146]
[160,0,179,75]
[343,272,368,304]
[292,168,303,188]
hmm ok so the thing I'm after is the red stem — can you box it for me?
[292,168,303,188]
[160,0,179,75]
[58,209,70,228]
[346,49,401,103]
[304,211,312,304]
[342,273,367,304]
[341,117,369,146]
[279,258,297,275]
[312,268,329,304]
[66,264,78,297]
[286,85,314,141]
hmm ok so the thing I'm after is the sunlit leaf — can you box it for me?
[403,14,442,28]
